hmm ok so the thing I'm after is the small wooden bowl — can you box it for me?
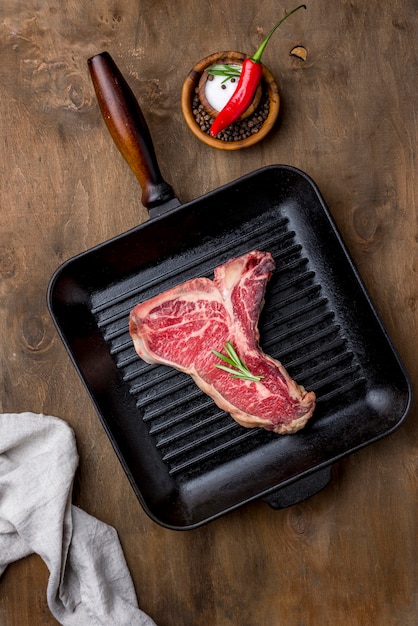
[181,51,280,151]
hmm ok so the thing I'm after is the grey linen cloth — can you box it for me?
[0,412,157,626]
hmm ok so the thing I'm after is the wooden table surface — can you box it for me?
[1,1,417,624]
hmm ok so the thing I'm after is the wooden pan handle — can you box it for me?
[88,51,176,211]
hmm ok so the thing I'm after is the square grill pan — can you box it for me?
[47,53,412,529]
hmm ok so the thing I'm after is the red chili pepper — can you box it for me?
[209,4,306,137]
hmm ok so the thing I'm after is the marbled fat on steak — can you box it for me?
[129,250,316,434]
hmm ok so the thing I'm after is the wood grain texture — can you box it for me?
[0,1,417,625]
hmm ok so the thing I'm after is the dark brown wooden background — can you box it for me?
[1,1,417,625]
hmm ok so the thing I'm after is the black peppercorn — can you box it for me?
[192,87,270,142]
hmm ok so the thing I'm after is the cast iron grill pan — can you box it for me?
[47,53,412,529]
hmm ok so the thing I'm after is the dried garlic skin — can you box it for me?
[290,45,307,61]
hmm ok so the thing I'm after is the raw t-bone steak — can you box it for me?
[129,250,316,434]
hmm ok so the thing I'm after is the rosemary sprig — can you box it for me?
[212,341,263,382]
[205,64,242,84]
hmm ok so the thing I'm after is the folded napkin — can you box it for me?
[0,412,157,626]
